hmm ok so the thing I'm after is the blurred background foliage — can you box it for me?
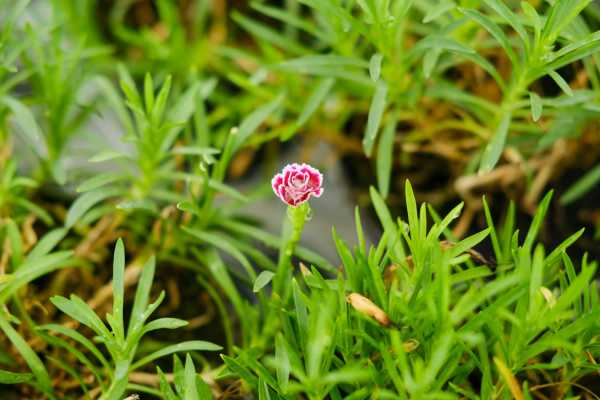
[28,0,600,252]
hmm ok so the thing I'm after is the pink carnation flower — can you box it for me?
[272,163,323,207]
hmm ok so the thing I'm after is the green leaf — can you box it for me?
[250,2,328,42]
[89,150,129,163]
[221,355,257,387]
[275,334,290,390]
[217,220,335,271]
[460,7,519,68]
[423,1,455,23]
[112,239,125,341]
[0,369,33,384]
[65,188,121,228]
[26,228,68,260]
[116,199,158,213]
[0,313,52,392]
[423,48,441,79]
[128,255,156,332]
[548,70,573,97]
[479,112,511,173]
[523,191,553,251]
[449,229,490,259]
[370,186,405,261]
[232,94,284,153]
[161,80,200,152]
[540,265,595,325]
[253,271,275,293]
[14,197,53,225]
[521,2,541,35]
[376,117,396,199]
[483,0,529,48]
[541,0,591,44]
[51,161,66,185]
[560,163,600,205]
[131,341,222,371]
[322,365,372,385]
[143,318,188,334]
[38,323,109,370]
[287,77,335,139]
[171,146,220,156]
[183,227,255,281]
[457,51,505,89]
[184,354,200,400]
[94,76,134,136]
[482,197,502,261]
[363,81,388,156]
[51,295,110,338]
[543,228,584,268]
[420,35,476,55]
[369,53,383,81]
[232,11,307,55]
[278,55,369,71]
[2,97,44,156]
[543,30,600,73]
[0,251,73,304]
[529,92,542,121]
[144,73,155,113]
[158,366,178,400]
[76,172,126,193]
[258,377,271,400]
[5,219,22,269]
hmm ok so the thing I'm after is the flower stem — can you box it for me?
[273,202,310,300]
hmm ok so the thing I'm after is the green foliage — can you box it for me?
[232,0,600,195]
[73,69,219,217]
[223,182,599,398]
[1,1,600,398]
[0,159,52,224]
[157,354,214,400]
[6,6,108,183]
[0,225,74,398]
[41,239,221,400]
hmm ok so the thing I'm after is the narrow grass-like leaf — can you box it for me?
[560,163,600,204]
[289,77,335,137]
[253,271,275,292]
[232,93,284,153]
[460,8,519,68]
[376,117,396,199]
[128,255,156,332]
[363,81,388,156]
[65,188,122,228]
[0,251,73,304]
[523,191,553,251]
[423,1,455,23]
[77,172,126,193]
[369,53,383,81]
[479,112,511,173]
[131,341,222,371]
[548,70,573,97]
[27,229,67,260]
[38,323,109,370]
[449,229,490,258]
[112,239,125,341]
[529,92,542,121]
[0,313,52,393]
[2,97,44,156]
[0,370,33,384]
[184,354,200,400]
[483,0,529,48]
[161,81,200,152]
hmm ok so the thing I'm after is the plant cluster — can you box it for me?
[0,0,599,399]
